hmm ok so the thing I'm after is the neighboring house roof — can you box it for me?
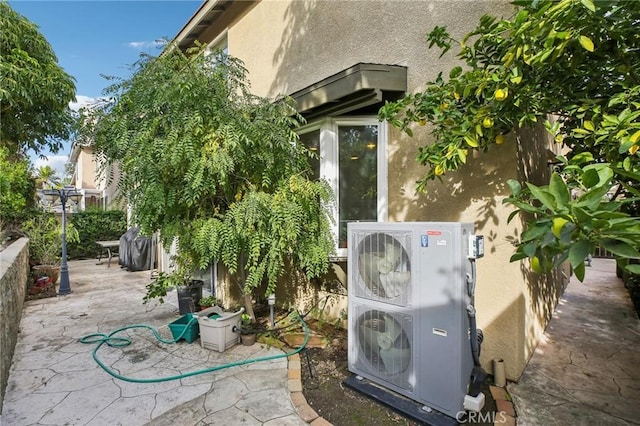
[174,0,256,51]
[69,140,83,164]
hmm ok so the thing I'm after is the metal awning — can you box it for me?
[289,63,407,119]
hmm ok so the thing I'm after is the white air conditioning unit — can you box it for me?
[347,222,478,419]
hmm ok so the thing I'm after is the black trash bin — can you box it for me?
[177,280,204,314]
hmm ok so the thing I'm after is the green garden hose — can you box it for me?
[79,311,309,383]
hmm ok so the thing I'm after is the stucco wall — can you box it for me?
[192,0,566,381]
[0,238,29,413]
[80,147,98,190]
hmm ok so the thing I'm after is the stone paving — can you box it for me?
[1,259,307,426]
[5,257,639,426]
[509,258,640,425]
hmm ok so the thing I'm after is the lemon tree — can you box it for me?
[380,0,640,280]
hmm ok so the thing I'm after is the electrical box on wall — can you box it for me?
[468,235,484,259]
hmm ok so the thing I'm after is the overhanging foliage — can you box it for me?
[380,0,640,280]
[83,45,334,301]
[0,2,76,156]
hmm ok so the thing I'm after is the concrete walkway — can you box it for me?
[1,259,308,426]
[509,258,640,425]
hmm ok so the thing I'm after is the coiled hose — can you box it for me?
[79,311,309,383]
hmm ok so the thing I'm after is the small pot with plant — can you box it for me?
[22,213,79,292]
[198,295,217,309]
[240,312,256,346]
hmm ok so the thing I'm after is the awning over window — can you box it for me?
[289,63,407,119]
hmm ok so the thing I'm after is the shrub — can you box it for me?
[67,209,127,259]
[0,147,37,228]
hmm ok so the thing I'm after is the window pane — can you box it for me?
[338,125,378,247]
[299,130,320,181]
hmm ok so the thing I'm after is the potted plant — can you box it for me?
[143,256,204,313]
[22,213,79,287]
[198,295,217,309]
[239,312,256,346]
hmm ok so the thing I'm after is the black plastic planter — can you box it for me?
[177,279,204,314]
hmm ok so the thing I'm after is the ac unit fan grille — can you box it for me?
[355,232,411,306]
[355,308,413,390]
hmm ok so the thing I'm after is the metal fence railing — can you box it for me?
[593,246,615,259]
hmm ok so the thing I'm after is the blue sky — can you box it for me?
[9,0,202,175]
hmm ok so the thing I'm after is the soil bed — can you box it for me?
[299,322,498,426]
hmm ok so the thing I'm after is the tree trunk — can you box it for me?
[237,253,256,322]
[242,293,256,323]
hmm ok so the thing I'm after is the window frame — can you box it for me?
[298,116,388,258]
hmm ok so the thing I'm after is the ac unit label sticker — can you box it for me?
[421,235,428,247]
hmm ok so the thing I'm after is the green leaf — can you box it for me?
[569,240,592,268]
[549,173,570,209]
[464,135,479,148]
[507,179,521,196]
[507,209,520,223]
[579,36,594,52]
[521,222,550,242]
[574,261,586,282]
[510,252,529,262]
[580,0,596,12]
[582,168,600,188]
[575,185,610,210]
[569,152,594,165]
[571,205,592,223]
[625,264,640,275]
[522,242,537,257]
[450,66,463,78]
[600,238,640,259]
[526,182,557,211]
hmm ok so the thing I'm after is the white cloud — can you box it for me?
[33,155,68,179]
[127,40,166,50]
[69,95,98,112]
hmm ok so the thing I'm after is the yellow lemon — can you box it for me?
[482,117,494,128]
[495,134,505,145]
[629,144,639,155]
[434,164,445,176]
[552,217,569,238]
[494,88,508,101]
[454,92,461,100]
[440,102,449,110]
[531,256,543,273]
[419,119,427,126]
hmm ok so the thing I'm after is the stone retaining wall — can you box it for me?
[0,238,29,414]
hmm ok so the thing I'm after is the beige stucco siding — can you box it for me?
[202,0,565,380]
[78,147,98,189]
[230,0,510,100]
